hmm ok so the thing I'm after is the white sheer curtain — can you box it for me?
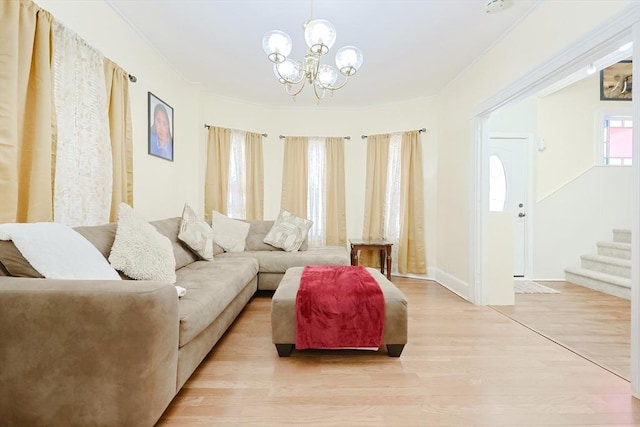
[307,137,326,247]
[383,133,402,272]
[227,130,246,219]
[52,21,112,226]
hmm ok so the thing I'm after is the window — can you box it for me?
[489,155,507,212]
[226,130,246,219]
[307,137,326,246]
[602,115,632,165]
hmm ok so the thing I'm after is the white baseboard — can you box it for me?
[430,268,470,301]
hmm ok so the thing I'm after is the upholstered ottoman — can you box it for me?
[271,266,408,357]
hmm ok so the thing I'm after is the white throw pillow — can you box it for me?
[263,209,313,252]
[178,203,215,261]
[211,211,250,252]
[108,203,176,283]
[0,222,121,280]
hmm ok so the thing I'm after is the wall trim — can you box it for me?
[431,268,470,301]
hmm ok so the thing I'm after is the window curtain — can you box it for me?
[52,21,112,227]
[104,59,133,221]
[281,136,308,218]
[205,126,231,218]
[227,130,246,219]
[307,137,326,246]
[361,134,390,267]
[205,126,263,220]
[361,131,427,274]
[325,137,346,246]
[398,130,426,273]
[245,132,264,220]
[0,0,54,223]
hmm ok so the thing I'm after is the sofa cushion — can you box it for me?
[176,257,258,347]
[211,211,250,252]
[151,217,200,270]
[0,240,43,278]
[109,204,176,283]
[263,210,313,252]
[217,246,350,273]
[74,223,117,259]
[0,223,117,279]
[244,220,308,251]
[178,204,215,261]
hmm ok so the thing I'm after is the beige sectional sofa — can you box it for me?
[0,217,349,426]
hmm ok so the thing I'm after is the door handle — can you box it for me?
[518,212,526,218]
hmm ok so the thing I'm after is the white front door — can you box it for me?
[489,137,529,277]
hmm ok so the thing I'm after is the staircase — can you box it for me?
[564,229,631,300]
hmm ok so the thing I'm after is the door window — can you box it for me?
[489,154,507,212]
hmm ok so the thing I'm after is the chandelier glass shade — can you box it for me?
[262,15,363,100]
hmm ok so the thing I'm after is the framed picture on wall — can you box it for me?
[148,92,174,161]
[600,60,632,101]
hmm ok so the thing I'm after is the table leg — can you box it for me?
[350,246,358,266]
[386,247,392,280]
[379,249,385,276]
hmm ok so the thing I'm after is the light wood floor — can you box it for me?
[158,277,640,426]
[491,281,631,380]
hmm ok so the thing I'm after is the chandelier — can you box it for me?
[262,1,363,101]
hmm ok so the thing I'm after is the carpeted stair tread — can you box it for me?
[580,254,631,267]
[596,241,631,250]
[564,267,630,289]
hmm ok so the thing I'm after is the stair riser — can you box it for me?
[565,272,630,300]
[613,230,632,244]
[581,259,631,278]
[597,246,631,260]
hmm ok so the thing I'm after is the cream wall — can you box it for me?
[203,96,439,272]
[437,0,630,290]
[34,0,205,221]
[30,0,439,272]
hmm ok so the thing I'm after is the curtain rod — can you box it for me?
[128,74,137,83]
[361,128,426,139]
[279,135,351,140]
[204,124,267,137]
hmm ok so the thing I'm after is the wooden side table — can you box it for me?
[349,239,393,280]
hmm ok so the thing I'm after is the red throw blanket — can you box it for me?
[295,265,385,350]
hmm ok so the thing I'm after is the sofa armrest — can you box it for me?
[0,278,179,427]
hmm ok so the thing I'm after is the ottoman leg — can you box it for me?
[275,344,294,357]
[386,344,405,357]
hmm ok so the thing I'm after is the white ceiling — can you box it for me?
[106,0,539,108]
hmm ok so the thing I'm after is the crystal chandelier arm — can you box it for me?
[274,61,306,85]
[285,78,308,97]
[312,81,327,99]
[315,72,351,92]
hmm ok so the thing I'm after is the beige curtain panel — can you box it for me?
[245,132,264,220]
[281,136,309,218]
[104,59,133,222]
[324,137,347,246]
[0,0,54,223]
[204,126,231,218]
[361,133,390,268]
[399,130,427,274]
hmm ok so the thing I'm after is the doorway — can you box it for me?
[489,136,530,277]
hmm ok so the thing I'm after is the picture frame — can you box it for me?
[148,92,174,161]
[600,60,632,101]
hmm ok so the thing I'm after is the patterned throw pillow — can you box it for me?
[178,203,215,261]
[108,203,176,283]
[263,210,313,252]
[211,211,250,252]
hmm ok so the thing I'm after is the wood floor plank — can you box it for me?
[157,277,640,426]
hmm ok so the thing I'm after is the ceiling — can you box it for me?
[106,0,540,108]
